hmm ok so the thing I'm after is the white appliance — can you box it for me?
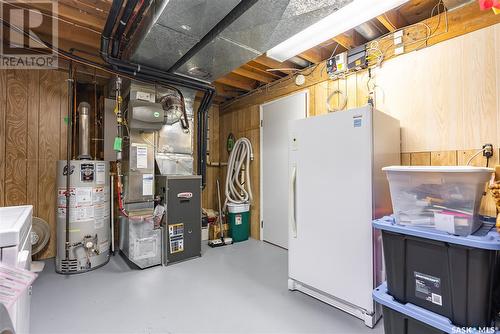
[0,205,33,334]
[287,106,400,327]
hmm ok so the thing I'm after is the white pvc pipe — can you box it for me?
[224,137,253,210]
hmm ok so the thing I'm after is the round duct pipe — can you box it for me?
[77,102,92,160]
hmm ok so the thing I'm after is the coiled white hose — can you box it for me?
[224,137,254,210]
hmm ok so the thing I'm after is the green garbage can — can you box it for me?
[227,203,250,242]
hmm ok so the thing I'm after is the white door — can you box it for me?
[261,91,307,249]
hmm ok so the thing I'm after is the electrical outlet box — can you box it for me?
[347,45,368,71]
[483,144,493,158]
[326,52,347,77]
[394,36,403,45]
[394,45,404,55]
[394,30,404,39]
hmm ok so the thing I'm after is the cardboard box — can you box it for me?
[208,222,229,240]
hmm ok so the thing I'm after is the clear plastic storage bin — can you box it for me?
[383,166,493,235]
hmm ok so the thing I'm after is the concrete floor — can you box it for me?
[31,239,384,334]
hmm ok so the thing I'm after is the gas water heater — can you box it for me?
[56,102,111,274]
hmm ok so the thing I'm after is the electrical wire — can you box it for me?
[466,148,486,166]
[326,90,347,112]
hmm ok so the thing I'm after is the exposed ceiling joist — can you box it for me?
[253,55,301,71]
[61,0,109,20]
[27,1,106,31]
[215,73,258,91]
[376,9,409,31]
[71,0,112,12]
[333,29,367,49]
[246,61,286,78]
[214,83,244,98]
[232,66,274,83]
[298,47,330,64]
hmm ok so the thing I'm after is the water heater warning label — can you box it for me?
[414,271,442,306]
[95,163,105,184]
[76,187,93,206]
[92,187,105,204]
[57,188,76,207]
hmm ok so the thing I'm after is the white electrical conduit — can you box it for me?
[224,137,254,210]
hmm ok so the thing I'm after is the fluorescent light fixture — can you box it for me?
[266,0,410,62]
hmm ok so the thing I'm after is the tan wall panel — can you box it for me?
[457,149,499,167]
[461,28,498,150]
[430,151,458,166]
[5,70,29,206]
[0,71,6,207]
[27,71,40,216]
[374,33,464,152]
[410,152,431,166]
[346,74,357,110]
[37,70,65,259]
[245,128,260,239]
[401,153,411,166]
[0,69,68,259]
[313,81,328,116]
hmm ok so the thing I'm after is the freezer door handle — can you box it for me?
[289,166,297,238]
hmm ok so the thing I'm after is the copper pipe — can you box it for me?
[72,67,78,159]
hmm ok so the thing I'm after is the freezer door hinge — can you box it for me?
[260,120,263,127]
[261,220,263,228]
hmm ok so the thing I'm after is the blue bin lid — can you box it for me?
[373,216,500,250]
[373,282,499,334]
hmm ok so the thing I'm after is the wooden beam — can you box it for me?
[196,94,226,104]
[253,55,301,71]
[214,83,244,99]
[60,0,109,20]
[69,0,111,13]
[22,1,106,31]
[333,29,367,49]
[246,61,286,78]
[231,66,274,83]
[298,46,330,64]
[376,9,409,31]
[222,2,500,111]
[2,2,101,50]
[215,73,257,91]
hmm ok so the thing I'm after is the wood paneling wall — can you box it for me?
[0,69,68,259]
[219,23,500,240]
[374,24,500,152]
[218,106,260,239]
[202,103,221,211]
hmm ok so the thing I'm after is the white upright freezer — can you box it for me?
[287,105,400,327]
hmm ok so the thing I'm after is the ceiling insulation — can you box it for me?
[129,0,353,82]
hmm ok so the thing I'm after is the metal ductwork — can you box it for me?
[77,102,91,160]
[126,0,353,82]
